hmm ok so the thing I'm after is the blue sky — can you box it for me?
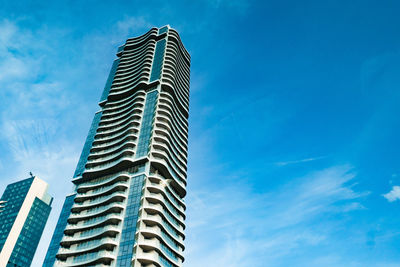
[0,0,399,266]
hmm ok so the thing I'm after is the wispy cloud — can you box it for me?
[0,18,86,266]
[382,186,400,202]
[274,156,326,166]
[0,19,36,82]
[185,165,369,267]
[0,16,159,266]
[115,16,153,41]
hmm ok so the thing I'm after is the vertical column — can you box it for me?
[136,90,158,158]
[116,174,145,266]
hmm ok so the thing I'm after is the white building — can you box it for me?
[0,176,53,267]
[45,25,191,267]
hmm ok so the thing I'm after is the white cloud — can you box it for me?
[0,19,84,266]
[0,119,80,266]
[0,19,42,81]
[185,165,368,267]
[383,186,400,202]
[0,19,17,45]
[275,156,326,166]
[0,16,158,265]
[116,16,152,38]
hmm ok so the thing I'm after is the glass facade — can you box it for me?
[158,26,168,35]
[136,90,158,158]
[73,111,102,177]
[116,174,145,266]
[0,178,34,252]
[149,39,166,82]
[0,177,52,267]
[160,254,175,267]
[7,197,52,267]
[100,58,121,103]
[43,194,76,267]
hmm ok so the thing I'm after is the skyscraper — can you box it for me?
[0,176,53,267]
[45,25,190,267]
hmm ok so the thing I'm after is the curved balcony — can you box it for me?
[75,180,128,201]
[137,237,181,265]
[151,150,186,183]
[150,158,186,196]
[168,29,190,63]
[68,201,125,223]
[120,42,155,64]
[77,173,130,193]
[92,129,139,150]
[161,75,188,112]
[140,213,184,242]
[152,140,187,174]
[153,127,187,160]
[116,46,153,71]
[154,118,187,155]
[126,28,158,46]
[57,237,118,258]
[161,64,189,107]
[84,153,145,176]
[113,58,153,87]
[98,108,142,127]
[102,96,145,118]
[155,113,188,156]
[146,176,186,210]
[123,34,156,54]
[143,190,184,220]
[64,213,123,235]
[60,224,121,246]
[139,225,184,252]
[162,66,189,104]
[111,66,151,92]
[135,250,162,267]
[85,148,135,168]
[95,118,140,138]
[167,37,190,79]
[160,84,188,119]
[108,78,150,99]
[118,45,154,69]
[153,133,187,169]
[155,112,188,149]
[102,89,146,111]
[153,125,187,167]
[164,41,190,86]
[101,97,145,119]
[165,50,190,89]
[97,111,141,131]
[145,183,185,216]
[98,110,141,130]
[89,140,137,160]
[55,250,116,266]
[71,191,127,213]
[143,202,185,232]
[158,94,188,130]
[158,98,188,135]
[116,44,154,71]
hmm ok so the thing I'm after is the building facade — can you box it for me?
[45,25,190,267]
[0,176,53,267]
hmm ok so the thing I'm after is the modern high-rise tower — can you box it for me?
[0,176,53,267]
[44,25,190,267]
